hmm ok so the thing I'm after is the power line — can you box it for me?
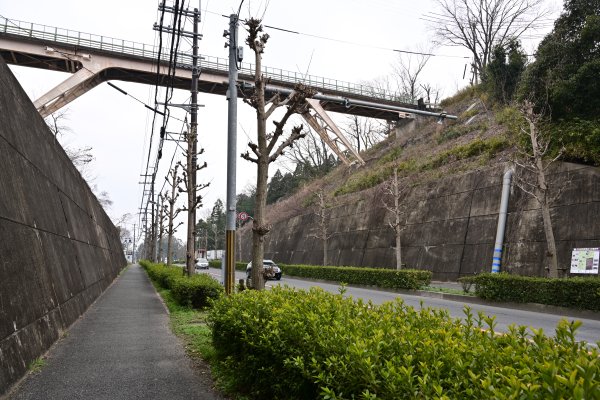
[263,23,469,59]
[138,0,186,250]
[203,8,468,59]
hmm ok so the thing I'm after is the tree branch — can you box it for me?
[269,125,306,163]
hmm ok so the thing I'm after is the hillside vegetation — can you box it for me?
[260,0,600,225]
[260,91,515,227]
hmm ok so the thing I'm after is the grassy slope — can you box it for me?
[258,88,515,228]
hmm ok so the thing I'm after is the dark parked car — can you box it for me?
[246,259,282,281]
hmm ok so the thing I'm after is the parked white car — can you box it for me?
[195,258,209,270]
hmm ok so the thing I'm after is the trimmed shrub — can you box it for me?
[140,260,223,309]
[143,261,183,288]
[170,274,223,309]
[457,275,476,293]
[209,286,600,399]
[470,273,600,311]
[281,264,431,290]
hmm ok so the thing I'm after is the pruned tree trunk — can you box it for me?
[242,18,315,290]
[317,190,330,266]
[514,101,563,278]
[250,39,268,290]
[526,107,559,278]
[393,169,402,269]
[158,196,165,263]
[165,166,183,266]
[382,167,408,269]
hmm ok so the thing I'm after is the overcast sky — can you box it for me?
[1,0,558,243]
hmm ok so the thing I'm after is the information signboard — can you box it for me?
[570,248,600,274]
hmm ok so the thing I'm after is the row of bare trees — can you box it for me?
[49,0,556,282]
[307,103,564,278]
[240,0,556,286]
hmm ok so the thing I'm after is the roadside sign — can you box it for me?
[238,211,249,221]
[570,248,599,274]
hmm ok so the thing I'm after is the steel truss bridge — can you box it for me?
[0,17,455,165]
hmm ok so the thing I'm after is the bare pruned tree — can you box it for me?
[46,109,72,138]
[309,190,334,266]
[283,127,332,171]
[343,115,388,153]
[392,46,432,103]
[164,165,184,266]
[241,17,316,290]
[45,109,94,178]
[114,213,133,244]
[420,83,443,107]
[177,142,210,275]
[425,0,549,83]
[513,100,565,278]
[91,184,113,209]
[157,193,168,263]
[382,168,410,269]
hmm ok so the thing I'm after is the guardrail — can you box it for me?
[0,16,416,105]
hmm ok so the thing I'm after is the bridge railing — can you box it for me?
[0,16,416,105]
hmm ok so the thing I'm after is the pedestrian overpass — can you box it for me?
[0,16,453,165]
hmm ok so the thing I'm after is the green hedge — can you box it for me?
[460,273,600,311]
[140,260,223,308]
[209,286,599,399]
[281,264,431,290]
[208,260,247,271]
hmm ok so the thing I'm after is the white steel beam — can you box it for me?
[301,111,351,166]
[305,98,365,166]
[34,67,99,118]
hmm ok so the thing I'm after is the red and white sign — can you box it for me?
[238,211,249,221]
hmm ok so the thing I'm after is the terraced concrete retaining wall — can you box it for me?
[0,57,126,394]
[240,162,599,280]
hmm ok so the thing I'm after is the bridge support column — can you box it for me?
[34,64,103,118]
[302,99,365,166]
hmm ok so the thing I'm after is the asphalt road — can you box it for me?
[9,265,219,400]
[200,267,600,345]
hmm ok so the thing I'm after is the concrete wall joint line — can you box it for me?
[0,215,117,253]
[0,276,113,344]
[457,175,482,276]
[0,134,97,222]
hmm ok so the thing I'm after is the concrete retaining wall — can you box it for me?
[240,162,599,280]
[0,57,126,394]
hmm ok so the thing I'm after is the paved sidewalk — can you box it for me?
[9,265,218,400]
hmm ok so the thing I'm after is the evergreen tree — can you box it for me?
[518,0,600,165]
[483,39,527,104]
[519,0,600,119]
[207,199,226,249]
[267,169,286,204]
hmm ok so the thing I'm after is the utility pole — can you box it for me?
[150,181,157,262]
[156,2,202,276]
[224,13,242,294]
[184,5,200,277]
[132,223,136,263]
